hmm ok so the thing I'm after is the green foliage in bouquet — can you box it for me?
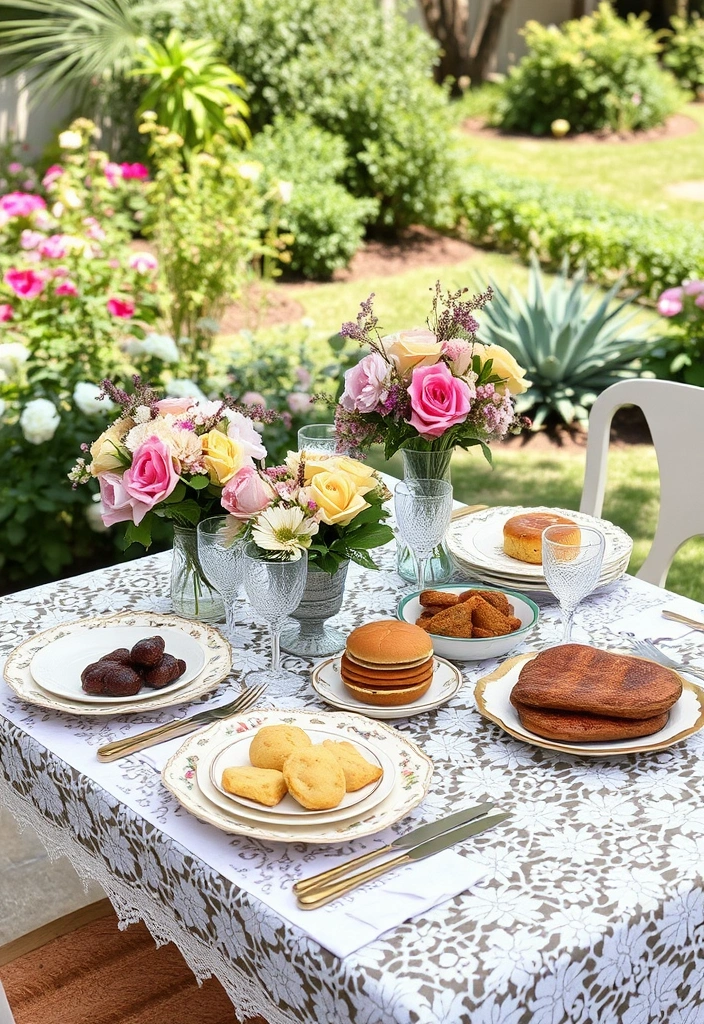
[661,14,704,94]
[496,3,682,136]
[476,255,653,428]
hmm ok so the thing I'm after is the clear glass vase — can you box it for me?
[170,525,225,623]
[396,445,454,585]
[280,561,349,657]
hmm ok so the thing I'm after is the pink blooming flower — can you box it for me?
[108,259,120,269]
[38,234,68,259]
[98,471,140,527]
[340,351,390,414]
[42,165,64,187]
[657,287,684,318]
[0,192,47,218]
[129,251,158,274]
[122,437,180,525]
[241,391,266,408]
[287,392,312,414]
[696,295,704,310]
[120,163,149,180]
[107,296,135,319]
[104,162,123,187]
[20,229,44,250]
[0,303,13,321]
[221,465,275,519]
[83,217,106,241]
[55,280,78,297]
[407,362,472,439]
[4,267,47,300]
[441,338,473,376]
[683,280,704,297]
[155,397,194,416]
[52,265,69,279]
[224,409,267,461]
[8,162,23,174]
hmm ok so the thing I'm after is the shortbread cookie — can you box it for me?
[249,724,312,771]
[282,747,346,810]
[322,740,383,791]
[221,766,288,807]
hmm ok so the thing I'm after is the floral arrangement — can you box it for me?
[220,451,393,571]
[335,283,529,459]
[649,279,704,386]
[70,380,273,548]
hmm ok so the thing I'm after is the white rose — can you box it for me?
[73,381,114,417]
[276,180,294,204]
[20,398,60,444]
[0,342,30,376]
[166,378,207,401]
[85,493,109,533]
[139,333,180,363]
[58,130,82,150]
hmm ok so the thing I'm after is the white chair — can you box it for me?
[580,379,704,588]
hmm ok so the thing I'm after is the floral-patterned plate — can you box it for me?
[163,708,434,844]
[475,652,704,757]
[3,612,232,716]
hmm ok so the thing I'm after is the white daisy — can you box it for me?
[252,506,318,560]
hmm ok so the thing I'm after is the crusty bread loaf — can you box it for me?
[511,644,682,719]
[503,512,580,564]
[512,700,669,742]
[345,620,432,667]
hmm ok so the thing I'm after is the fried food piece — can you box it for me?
[419,590,458,609]
[419,606,444,619]
[416,618,434,631]
[130,636,166,667]
[249,725,312,771]
[472,627,494,639]
[471,598,518,637]
[99,648,134,666]
[142,654,186,688]
[460,590,512,617]
[321,740,383,791]
[423,602,475,638]
[283,747,346,810]
[221,766,288,807]
[81,661,143,697]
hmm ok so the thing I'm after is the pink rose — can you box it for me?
[8,162,23,174]
[20,229,44,250]
[657,287,684,318]
[0,192,46,218]
[221,465,275,519]
[287,392,312,414]
[38,234,68,259]
[120,162,149,180]
[55,280,78,297]
[129,251,158,274]
[155,397,194,415]
[683,280,704,297]
[340,351,390,413]
[42,165,64,187]
[241,391,266,408]
[0,303,13,321]
[107,296,135,318]
[98,471,140,527]
[122,437,180,525]
[442,338,473,376]
[104,162,122,187]
[4,267,47,299]
[407,362,472,439]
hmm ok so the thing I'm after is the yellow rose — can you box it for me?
[475,343,529,396]
[202,430,247,485]
[323,455,377,495]
[381,328,443,377]
[90,417,133,475]
[309,471,370,526]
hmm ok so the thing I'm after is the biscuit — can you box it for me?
[249,725,312,771]
[419,590,459,608]
[283,747,346,810]
[221,766,288,807]
[321,740,383,791]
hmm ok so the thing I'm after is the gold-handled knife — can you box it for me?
[450,504,488,522]
[294,801,495,898]
[297,811,510,910]
[662,609,704,632]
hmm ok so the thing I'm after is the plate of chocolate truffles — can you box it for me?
[30,627,206,703]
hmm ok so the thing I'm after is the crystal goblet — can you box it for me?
[394,478,454,593]
[242,542,308,687]
[196,516,246,640]
[542,524,605,643]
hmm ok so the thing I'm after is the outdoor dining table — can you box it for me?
[1,524,704,1024]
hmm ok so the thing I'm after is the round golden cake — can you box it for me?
[345,620,433,667]
[503,512,580,565]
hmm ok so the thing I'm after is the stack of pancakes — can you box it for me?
[341,620,434,707]
[510,644,682,742]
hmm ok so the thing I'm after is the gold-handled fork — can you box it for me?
[96,681,267,762]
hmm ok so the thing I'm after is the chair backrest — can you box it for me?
[580,378,704,588]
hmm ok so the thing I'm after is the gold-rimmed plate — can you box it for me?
[475,652,704,757]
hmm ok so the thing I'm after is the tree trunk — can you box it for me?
[419,0,514,90]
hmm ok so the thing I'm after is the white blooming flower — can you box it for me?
[19,397,60,444]
[138,332,180,363]
[252,505,318,559]
[0,341,30,375]
[223,408,267,460]
[73,381,114,416]
[301,317,315,329]
[133,404,152,423]
[276,179,293,203]
[85,493,109,533]
[0,398,5,418]
[166,378,207,401]
[58,129,82,149]
[236,161,262,181]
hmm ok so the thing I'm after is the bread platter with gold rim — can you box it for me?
[475,646,704,757]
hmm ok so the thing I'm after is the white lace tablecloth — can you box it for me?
[2,544,704,1024]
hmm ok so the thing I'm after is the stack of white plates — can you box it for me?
[162,709,434,844]
[448,506,633,594]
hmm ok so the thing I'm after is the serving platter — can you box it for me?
[475,651,704,757]
[3,612,232,715]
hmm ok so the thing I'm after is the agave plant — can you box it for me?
[476,255,654,428]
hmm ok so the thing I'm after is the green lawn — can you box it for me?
[456,98,704,225]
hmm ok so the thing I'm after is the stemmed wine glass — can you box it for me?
[197,516,246,640]
[394,478,454,592]
[542,524,605,643]
[242,542,309,686]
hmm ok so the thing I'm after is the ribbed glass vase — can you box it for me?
[280,561,349,657]
[396,445,454,585]
[170,525,225,623]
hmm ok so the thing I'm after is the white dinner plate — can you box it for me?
[208,725,395,818]
[311,655,463,719]
[475,651,704,757]
[30,625,206,703]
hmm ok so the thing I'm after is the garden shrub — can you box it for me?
[644,279,704,386]
[496,2,682,136]
[249,116,378,279]
[662,15,704,95]
[458,166,704,298]
[179,0,458,229]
